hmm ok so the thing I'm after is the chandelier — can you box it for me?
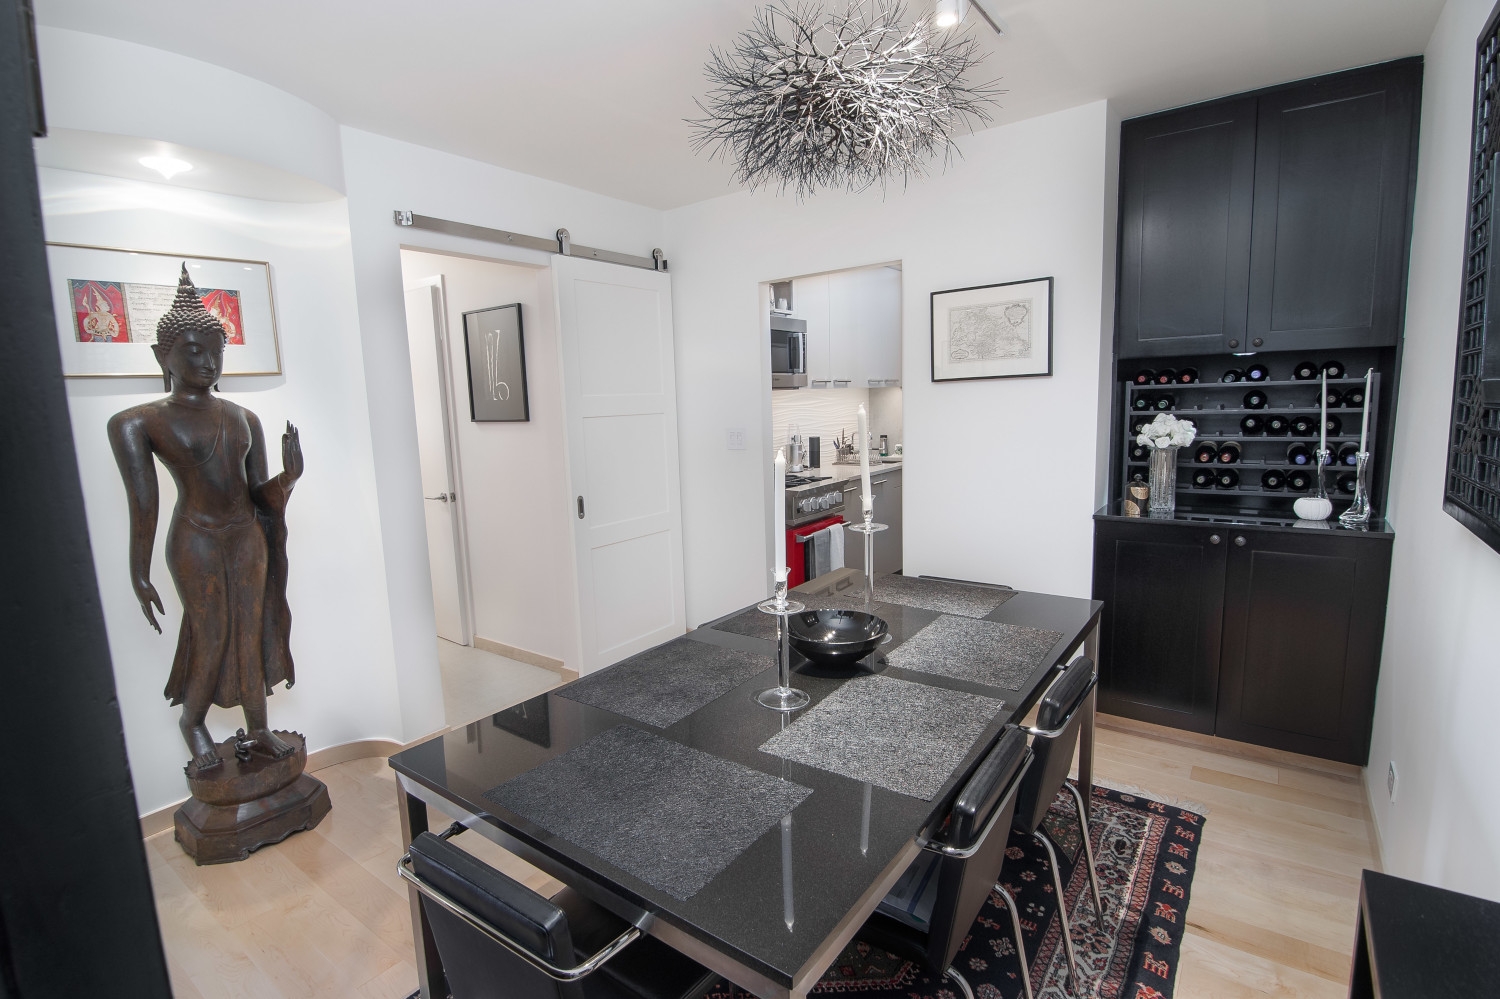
[689,1,1000,198]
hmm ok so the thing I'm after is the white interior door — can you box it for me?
[553,255,686,673]
[403,280,473,645]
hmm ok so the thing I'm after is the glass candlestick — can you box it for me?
[756,569,808,711]
[845,512,887,613]
[1338,451,1373,526]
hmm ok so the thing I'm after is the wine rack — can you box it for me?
[1118,359,1384,513]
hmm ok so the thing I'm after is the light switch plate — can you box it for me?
[726,428,747,451]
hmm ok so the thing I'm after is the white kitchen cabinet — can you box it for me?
[792,266,900,390]
[792,274,832,387]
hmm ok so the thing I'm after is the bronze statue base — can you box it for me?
[174,731,330,865]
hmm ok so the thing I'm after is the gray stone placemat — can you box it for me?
[885,614,1064,689]
[558,636,770,728]
[872,575,1015,618]
[758,674,1004,800]
[485,726,811,900]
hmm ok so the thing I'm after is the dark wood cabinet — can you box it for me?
[1092,520,1227,733]
[1247,63,1422,352]
[1117,100,1256,359]
[1117,58,1420,359]
[1091,515,1392,765]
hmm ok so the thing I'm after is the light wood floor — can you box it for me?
[146,713,1378,998]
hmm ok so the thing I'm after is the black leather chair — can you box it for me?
[400,827,718,999]
[1010,655,1103,993]
[856,726,1035,999]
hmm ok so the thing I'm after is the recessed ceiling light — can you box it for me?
[139,155,192,180]
[935,0,968,28]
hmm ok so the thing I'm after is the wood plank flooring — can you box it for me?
[145,713,1378,998]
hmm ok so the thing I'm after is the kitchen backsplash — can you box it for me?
[771,387,902,461]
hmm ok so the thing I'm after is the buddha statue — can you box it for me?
[108,266,301,772]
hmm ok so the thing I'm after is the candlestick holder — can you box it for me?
[1293,448,1334,521]
[756,570,808,711]
[1338,451,1373,526]
[845,513,888,613]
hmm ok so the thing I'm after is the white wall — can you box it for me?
[41,169,401,815]
[399,250,577,668]
[1366,0,1500,901]
[664,102,1115,625]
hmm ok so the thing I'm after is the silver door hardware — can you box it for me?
[577,496,586,519]
[1209,534,1221,545]
[425,493,454,503]
[1234,535,1247,547]
[391,211,668,271]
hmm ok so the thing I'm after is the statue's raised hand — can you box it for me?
[134,577,165,634]
[282,421,303,481]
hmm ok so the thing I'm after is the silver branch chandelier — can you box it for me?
[689,1,1000,198]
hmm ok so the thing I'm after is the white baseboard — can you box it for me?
[472,635,577,680]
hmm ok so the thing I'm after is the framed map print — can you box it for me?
[45,243,282,378]
[930,276,1053,382]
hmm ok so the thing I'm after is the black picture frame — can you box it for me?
[462,303,530,422]
[930,276,1054,382]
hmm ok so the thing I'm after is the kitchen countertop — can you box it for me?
[795,459,901,485]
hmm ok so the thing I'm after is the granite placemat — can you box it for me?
[485,726,811,900]
[884,614,1064,689]
[557,636,770,728]
[872,575,1016,618]
[758,674,1004,800]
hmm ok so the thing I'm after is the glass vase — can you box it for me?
[1148,446,1179,516]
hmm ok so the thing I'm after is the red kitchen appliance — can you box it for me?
[783,472,847,586]
[787,514,845,587]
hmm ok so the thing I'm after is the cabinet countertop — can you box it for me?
[1094,502,1392,539]
[823,460,902,485]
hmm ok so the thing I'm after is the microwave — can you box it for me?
[771,316,808,389]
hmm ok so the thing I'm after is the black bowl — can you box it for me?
[787,610,889,668]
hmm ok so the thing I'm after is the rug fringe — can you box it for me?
[1090,777,1212,816]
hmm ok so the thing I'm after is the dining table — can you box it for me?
[389,569,1103,999]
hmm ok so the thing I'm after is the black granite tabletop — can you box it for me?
[389,571,1101,995]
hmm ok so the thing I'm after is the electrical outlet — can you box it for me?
[1387,762,1398,803]
[726,427,747,451]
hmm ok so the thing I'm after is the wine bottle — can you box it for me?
[1132,417,1151,435]
[1217,441,1242,464]
[1337,443,1359,466]
[1293,360,1320,380]
[1132,393,1153,411]
[1286,443,1313,465]
[1219,368,1244,383]
[1322,360,1346,379]
[1243,389,1268,410]
[1324,414,1343,437]
[1154,368,1177,386]
[1245,363,1270,382]
[1191,468,1215,489]
[1316,387,1343,408]
[1154,394,1175,411]
[1264,414,1290,436]
[1177,367,1199,384]
[1337,472,1357,494]
[1194,442,1219,464]
[1261,469,1286,490]
[1290,415,1317,436]
[1215,468,1240,489]
[1240,415,1264,435]
[1287,468,1313,492]
[1133,369,1155,386]
[1343,386,1366,408]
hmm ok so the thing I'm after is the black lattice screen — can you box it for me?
[1445,6,1500,554]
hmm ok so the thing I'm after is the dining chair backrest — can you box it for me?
[1012,656,1096,837]
[924,725,1031,971]
[408,830,587,999]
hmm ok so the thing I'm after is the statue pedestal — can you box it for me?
[174,731,330,865]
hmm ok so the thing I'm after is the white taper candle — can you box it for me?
[1319,369,1327,457]
[857,404,873,517]
[774,448,787,576]
[1360,367,1373,453]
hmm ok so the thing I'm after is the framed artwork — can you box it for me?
[930,276,1053,382]
[462,303,530,422]
[45,243,281,378]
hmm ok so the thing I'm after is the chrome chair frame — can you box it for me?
[396,823,647,983]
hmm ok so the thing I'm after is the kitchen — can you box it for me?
[770,263,905,586]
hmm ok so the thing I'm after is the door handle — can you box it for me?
[1234,535,1247,547]
[577,496,585,519]
[425,493,452,503]
[1209,534,1221,545]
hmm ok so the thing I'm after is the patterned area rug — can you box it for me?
[702,783,1204,999]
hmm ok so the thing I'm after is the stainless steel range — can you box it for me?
[785,474,845,527]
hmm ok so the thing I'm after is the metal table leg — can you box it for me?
[398,780,447,999]
[1078,619,1100,807]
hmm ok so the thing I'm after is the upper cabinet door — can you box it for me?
[1246,62,1421,352]
[1118,99,1257,359]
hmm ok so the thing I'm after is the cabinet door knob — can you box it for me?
[1251,337,1264,347]
[1234,535,1246,547]
[1227,338,1240,348]
[1209,534,1221,545]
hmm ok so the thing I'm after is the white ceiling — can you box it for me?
[34,0,1445,210]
